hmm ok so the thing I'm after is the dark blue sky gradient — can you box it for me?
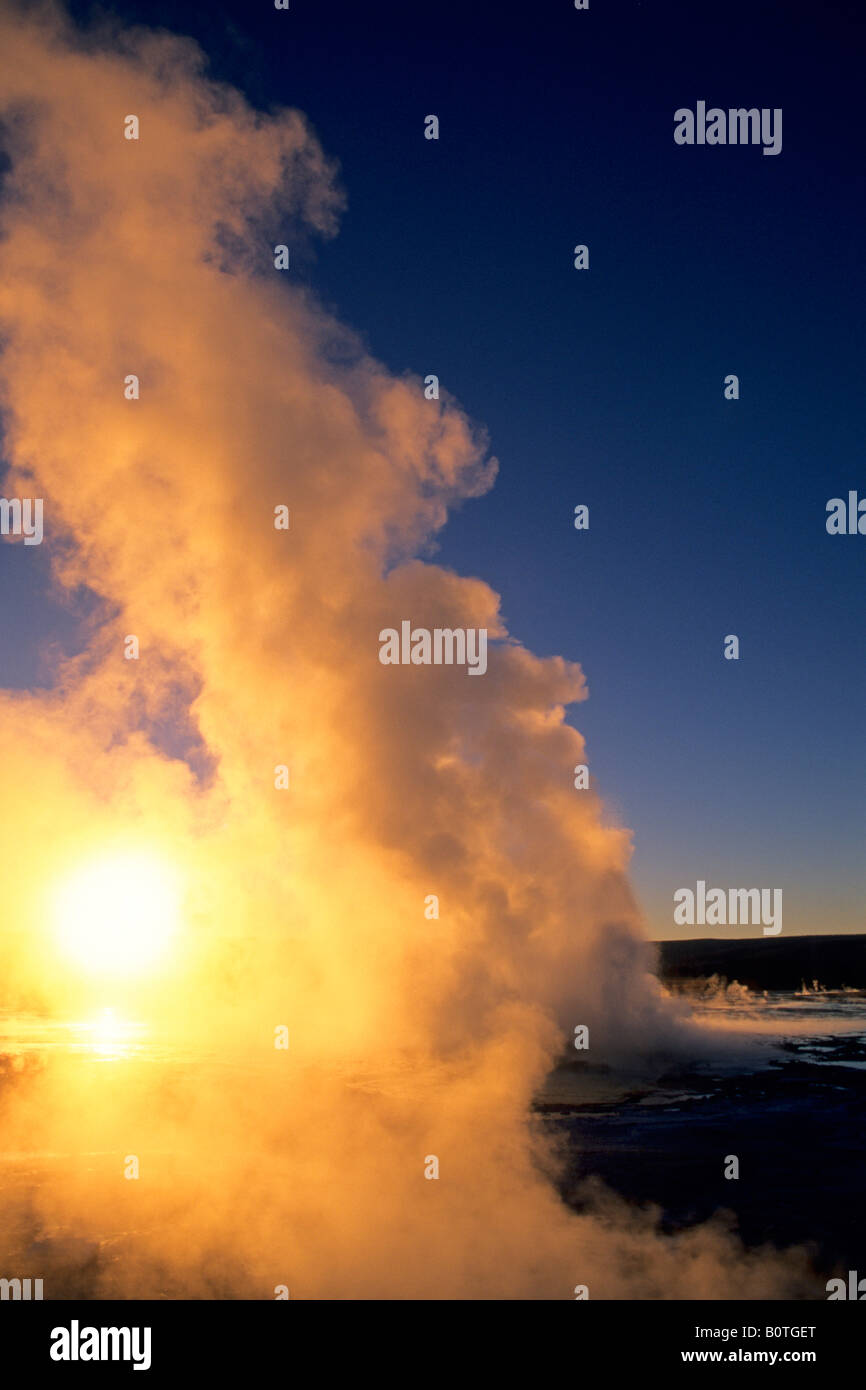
[2,0,863,935]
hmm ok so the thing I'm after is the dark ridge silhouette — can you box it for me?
[657,934,866,992]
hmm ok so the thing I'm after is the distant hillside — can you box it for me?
[657,934,866,992]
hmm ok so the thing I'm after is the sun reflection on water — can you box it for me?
[70,1008,148,1061]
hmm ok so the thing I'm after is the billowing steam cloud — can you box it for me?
[0,1,811,1297]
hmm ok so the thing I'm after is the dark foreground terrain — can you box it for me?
[539,942,866,1290]
[542,1042,866,1284]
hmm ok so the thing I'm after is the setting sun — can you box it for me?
[53,849,181,977]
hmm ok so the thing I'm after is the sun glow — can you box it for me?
[53,849,181,977]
